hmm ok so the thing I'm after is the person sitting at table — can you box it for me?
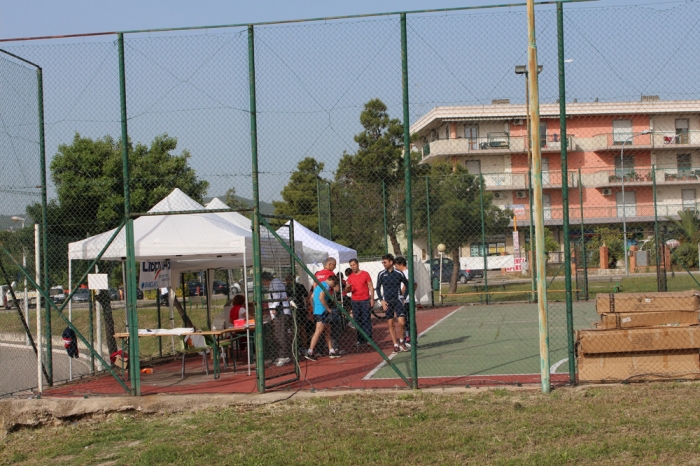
[227,294,247,326]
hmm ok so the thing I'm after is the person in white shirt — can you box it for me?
[262,272,291,367]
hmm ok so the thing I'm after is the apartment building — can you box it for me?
[410,98,700,260]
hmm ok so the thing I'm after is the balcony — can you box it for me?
[539,135,575,153]
[651,130,700,149]
[421,133,526,159]
[577,130,700,152]
[511,202,698,227]
[591,166,700,188]
[482,173,527,190]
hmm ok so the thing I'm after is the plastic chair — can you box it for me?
[178,335,210,378]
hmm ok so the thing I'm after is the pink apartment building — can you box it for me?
[410,98,700,259]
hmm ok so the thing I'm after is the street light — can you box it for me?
[11,216,28,345]
[620,129,652,278]
[437,243,446,305]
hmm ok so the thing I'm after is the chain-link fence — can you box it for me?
[1,1,700,395]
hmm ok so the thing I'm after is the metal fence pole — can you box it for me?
[528,169,536,301]
[426,176,434,306]
[557,2,576,385]
[316,178,322,234]
[382,179,388,255]
[37,66,52,384]
[248,25,266,393]
[118,33,141,396]
[401,13,418,388]
[578,169,588,300]
[527,0,550,394]
[653,165,664,292]
[479,175,489,304]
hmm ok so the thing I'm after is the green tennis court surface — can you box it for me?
[370,302,598,379]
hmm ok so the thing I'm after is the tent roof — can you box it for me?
[278,220,356,265]
[68,189,253,269]
[205,198,252,230]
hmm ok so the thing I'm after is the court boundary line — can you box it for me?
[363,306,464,380]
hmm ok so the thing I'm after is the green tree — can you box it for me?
[416,164,512,293]
[273,157,325,232]
[667,210,700,269]
[334,98,428,255]
[25,133,209,286]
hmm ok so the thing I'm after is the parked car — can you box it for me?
[50,286,67,304]
[187,281,204,296]
[425,258,483,284]
[108,288,120,301]
[212,280,230,295]
[232,278,254,295]
[72,288,90,303]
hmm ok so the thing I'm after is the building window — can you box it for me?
[445,124,451,140]
[466,160,481,174]
[614,154,635,178]
[430,130,437,142]
[616,191,636,217]
[682,189,696,211]
[677,153,692,177]
[676,119,689,144]
[539,122,547,148]
[612,119,633,145]
[464,125,478,150]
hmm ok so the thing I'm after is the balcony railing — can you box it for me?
[421,134,526,158]
[512,202,699,224]
[590,166,700,187]
[576,130,700,152]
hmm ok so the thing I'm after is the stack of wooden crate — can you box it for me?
[577,291,700,382]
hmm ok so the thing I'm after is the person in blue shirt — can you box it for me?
[306,275,342,361]
[376,254,410,354]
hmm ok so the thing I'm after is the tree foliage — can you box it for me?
[273,157,325,232]
[667,209,700,269]
[333,99,428,255]
[25,133,209,286]
[415,164,512,292]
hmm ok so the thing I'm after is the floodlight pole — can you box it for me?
[526,0,550,394]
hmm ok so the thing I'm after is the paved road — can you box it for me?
[0,341,94,396]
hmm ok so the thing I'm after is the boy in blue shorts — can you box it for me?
[306,275,342,361]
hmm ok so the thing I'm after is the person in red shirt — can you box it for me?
[227,294,247,326]
[345,258,375,346]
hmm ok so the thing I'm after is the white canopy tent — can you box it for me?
[68,189,261,371]
[276,220,356,266]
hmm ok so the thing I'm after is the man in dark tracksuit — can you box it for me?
[376,254,410,354]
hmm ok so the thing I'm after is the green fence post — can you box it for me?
[317,179,322,234]
[156,290,162,358]
[426,176,434,306]
[401,13,418,388]
[89,290,95,374]
[578,169,588,300]
[382,179,388,255]
[247,24,266,393]
[327,182,332,241]
[37,66,52,385]
[557,1,576,385]
[118,33,141,396]
[652,165,665,292]
[479,175,489,304]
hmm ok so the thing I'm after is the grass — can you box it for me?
[4,383,700,464]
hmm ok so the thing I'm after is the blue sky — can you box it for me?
[0,0,694,211]
[0,0,673,39]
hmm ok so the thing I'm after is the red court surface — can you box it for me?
[43,305,564,397]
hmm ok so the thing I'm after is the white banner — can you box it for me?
[139,260,171,290]
[460,255,515,270]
